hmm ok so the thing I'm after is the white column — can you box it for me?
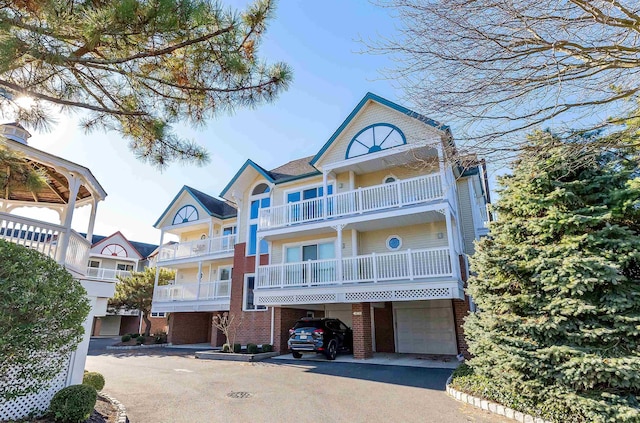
[196,261,203,300]
[154,229,165,290]
[349,171,355,190]
[56,174,81,264]
[351,229,358,256]
[445,209,461,278]
[335,225,344,282]
[322,170,328,219]
[254,234,262,276]
[85,199,98,242]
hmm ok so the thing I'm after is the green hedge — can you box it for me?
[247,343,258,354]
[82,371,105,391]
[49,384,97,423]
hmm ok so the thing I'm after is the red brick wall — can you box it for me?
[452,297,471,358]
[374,302,395,353]
[91,317,102,336]
[352,303,373,359]
[148,316,169,334]
[119,316,140,335]
[168,312,212,345]
[273,308,324,353]
[229,242,272,346]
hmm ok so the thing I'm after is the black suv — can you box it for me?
[288,317,353,360]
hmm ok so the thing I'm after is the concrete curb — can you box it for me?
[195,351,280,362]
[106,343,168,350]
[445,375,550,423]
[99,393,128,423]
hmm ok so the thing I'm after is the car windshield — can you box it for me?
[294,320,324,329]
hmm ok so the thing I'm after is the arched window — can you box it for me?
[383,175,397,184]
[345,123,406,159]
[252,183,270,195]
[173,205,198,225]
[101,244,127,257]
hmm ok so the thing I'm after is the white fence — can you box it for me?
[154,280,231,301]
[157,235,236,262]
[259,173,444,230]
[257,247,452,289]
[86,267,132,281]
[0,354,70,421]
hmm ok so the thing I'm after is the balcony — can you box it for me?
[86,267,132,281]
[258,173,444,231]
[157,234,236,264]
[0,212,90,275]
[254,247,462,306]
[152,280,231,312]
[257,247,453,289]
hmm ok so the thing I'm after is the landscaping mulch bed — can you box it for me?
[115,335,160,346]
[30,396,117,423]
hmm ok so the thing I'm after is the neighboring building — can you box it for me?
[85,231,167,336]
[0,122,108,419]
[151,93,491,359]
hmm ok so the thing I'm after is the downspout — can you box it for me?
[270,306,275,346]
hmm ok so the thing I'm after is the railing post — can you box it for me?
[280,265,285,288]
[372,252,377,283]
[306,260,312,287]
[358,188,363,214]
[407,248,414,280]
[397,179,403,207]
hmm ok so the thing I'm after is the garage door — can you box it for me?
[394,301,457,355]
[325,304,353,328]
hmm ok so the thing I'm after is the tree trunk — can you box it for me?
[142,312,152,337]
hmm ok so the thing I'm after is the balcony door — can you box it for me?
[285,242,336,285]
[287,185,333,222]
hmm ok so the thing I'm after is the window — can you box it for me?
[386,235,402,251]
[383,175,397,184]
[101,243,127,257]
[345,123,406,159]
[151,312,166,318]
[88,260,100,268]
[243,275,266,311]
[117,263,134,271]
[285,242,335,263]
[286,184,334,221]
[173,205,199,225]
[248,193,270,256]
[218,266,232,281]
[252,183,270,195]
[222,226,237,249]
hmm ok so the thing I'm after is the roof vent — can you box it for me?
[0,122,31,145]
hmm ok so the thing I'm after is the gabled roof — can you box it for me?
[220,159,274,198]
[310,92,450,166]
[154,185,237,227]
[86,233,159,259]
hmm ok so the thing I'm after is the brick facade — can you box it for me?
[167,312,212,345]
[452,297,471,358]
[373,302,395,353]
[351,303,373,359]
[273,307,325,353]
[229,242,272,346]
[119,316,139,335]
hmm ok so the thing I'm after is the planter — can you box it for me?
[195,351,280,362]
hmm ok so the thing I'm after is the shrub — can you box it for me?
[0,241,89,400]
[49,384,97,423]
[121,334,131,342]
[261,344,273,353]
[247,343,258,354]
[136,336,144,345]
[129,333,140,339]
[82,372,105,391]
[222,343,231,353]
[233,343,241,353]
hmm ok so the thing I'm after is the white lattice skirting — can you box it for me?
[256,284,457,306]
[0,355,70,421]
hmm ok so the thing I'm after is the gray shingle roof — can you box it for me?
[186,186,237,218]
[268,156,319,181]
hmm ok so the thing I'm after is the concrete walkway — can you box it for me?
[273,352,460,369]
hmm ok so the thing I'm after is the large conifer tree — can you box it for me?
[465,131,640,422]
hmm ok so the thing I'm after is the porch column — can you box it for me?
[196,261,203,300]
[56,174,81,264]
[254,234,263,276]
[322,170,328,219]
[352,303,373,359]
[154,229,164,290]
[333,224,344,282]
[85,199,98,242]
[445,209,462,279]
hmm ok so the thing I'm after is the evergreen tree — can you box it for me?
[0,0,291,167]
[465,131,640,422]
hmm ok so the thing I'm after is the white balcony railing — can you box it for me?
[258,173,444,230]
[154,280,231,302]
[86,267,132,281]
[158,234,236,263]
[256,247,453,289]
[0,212,90,275]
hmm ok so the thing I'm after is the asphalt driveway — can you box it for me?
[86,340,508,423]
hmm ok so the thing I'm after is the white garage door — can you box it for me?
[325,304,353,328]
[394,301,457,355]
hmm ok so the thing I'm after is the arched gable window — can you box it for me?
[252,183,270,195]
[173,205,199,225]
[345,123,406,159]
[101,243,127,257]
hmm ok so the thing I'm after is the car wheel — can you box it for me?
[325,340,337,360]
[292,351,302,359]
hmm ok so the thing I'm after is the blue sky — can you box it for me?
[22,2,471,245]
